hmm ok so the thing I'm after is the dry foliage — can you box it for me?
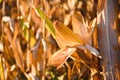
[0,0,120,80]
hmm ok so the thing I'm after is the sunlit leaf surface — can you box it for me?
[34,8,56,38]
[48,48,76,69]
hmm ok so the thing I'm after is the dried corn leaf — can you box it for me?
[11,41,24,72]
[3,17,24,71]
[48,48,76,69]
[72,12,100,58]
[4,25,24,72]
[85,44,101,58]
[26,38,43,76]
[72,11,90,44]
[76,49,98,70]
[97,0,105,13]
[0,55,4,80]
[26,50,37,76]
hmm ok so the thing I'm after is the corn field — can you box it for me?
[0,0,120,80]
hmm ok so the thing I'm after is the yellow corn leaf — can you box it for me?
[0,56,4,80]
[30,36,36,48]
[48,48,76,69]
[54,21,84,48]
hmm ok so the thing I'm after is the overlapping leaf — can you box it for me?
[48,48,76,69]
[72,11,100,58]
[33,7,56,38]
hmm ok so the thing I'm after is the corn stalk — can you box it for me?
[97,0,120,80]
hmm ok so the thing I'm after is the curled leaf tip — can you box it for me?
[85,44,101,58]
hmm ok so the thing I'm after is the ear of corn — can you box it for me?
[54,21,84,48]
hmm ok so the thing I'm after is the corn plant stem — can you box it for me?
[97,0,118,79]
[65,62,71,80]
[42,43,46,80]
[41,39,46,80]
[42,10,46,79]
[0,1,5,80]
[42,1,47,79]
[104,0,114,79]
[42,52,46,80]
[16,0,19,15]
[0,55,5,80]
[28,0,33,50]
[1,1,5,41]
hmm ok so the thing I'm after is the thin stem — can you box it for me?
[105,0,114,79]
[41,39,46,80]
[17,0,19,15]
[1,1,5,41]
[42,0,46,77]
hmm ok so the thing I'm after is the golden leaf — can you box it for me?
[48,48,76,69]
[0,55,5,80]
[72,11,90,44]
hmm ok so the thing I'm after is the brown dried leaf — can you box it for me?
[97,0,105,13]
[26,38,43,76]
[85,44,101,58]
[76,49,98,70]
[72,12,100,58]
[26,50,37,76]
[4,25,24,72]
[11,42,24,71]
[72,11,90,44]
[48,48,76,69]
